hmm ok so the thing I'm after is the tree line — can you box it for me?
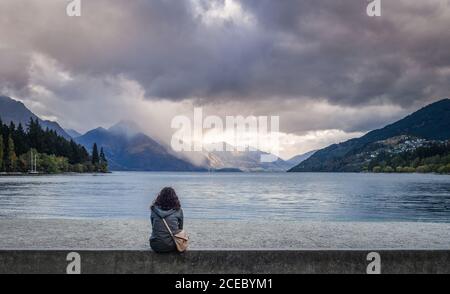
[367,141,450,174]
[0,117,108,173]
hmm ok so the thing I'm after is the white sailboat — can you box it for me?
[29,151,39,174]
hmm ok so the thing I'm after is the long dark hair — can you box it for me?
[153,187,181,211]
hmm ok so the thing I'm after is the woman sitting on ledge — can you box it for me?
[149,187,184,253]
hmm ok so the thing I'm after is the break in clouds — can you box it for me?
[0,0,449,158]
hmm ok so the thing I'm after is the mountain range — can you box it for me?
[75,123,311,172]
[1,96,304,172]
[0,96,71,139]
[75,121,205,171]
[192,143,294,172]
[289,98,450,172]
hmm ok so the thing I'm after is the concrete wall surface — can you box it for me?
[0,250,449,274]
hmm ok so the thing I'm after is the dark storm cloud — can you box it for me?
[239,0,450,106]
[1,0,449,106]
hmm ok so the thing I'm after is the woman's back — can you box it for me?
[149,187,184,253]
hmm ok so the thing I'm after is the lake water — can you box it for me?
[0,172,449,222]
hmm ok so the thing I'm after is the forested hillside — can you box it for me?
[0,117,107,174]
[290,99,450,173]
[368,140,450,174]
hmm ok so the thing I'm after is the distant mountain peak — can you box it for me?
[0,95,71,139]
[108,120,142,137]
[84,127,108,136]
[65,128,82,138]
[197,141,290,171]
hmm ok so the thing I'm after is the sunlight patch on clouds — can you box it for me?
[29,53,73,86]
[191,0,255,26]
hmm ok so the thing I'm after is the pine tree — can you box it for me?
[13,123,28,156]
[0,135,4,172]
[92,143,99,165]
[100,147,107,163]
[6,135,17,172]
[99,147,108,173]
[9,121,16,133]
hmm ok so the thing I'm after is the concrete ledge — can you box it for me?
[1,250,449,274]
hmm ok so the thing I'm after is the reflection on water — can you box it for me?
[0,172,449,222]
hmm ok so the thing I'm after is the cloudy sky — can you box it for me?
[0,0,449,159]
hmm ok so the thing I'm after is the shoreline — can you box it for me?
[1,219,449,250]
[1,171,450,176]
[0,172,110,176]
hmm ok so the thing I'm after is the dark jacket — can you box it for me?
[149,205,184,253]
